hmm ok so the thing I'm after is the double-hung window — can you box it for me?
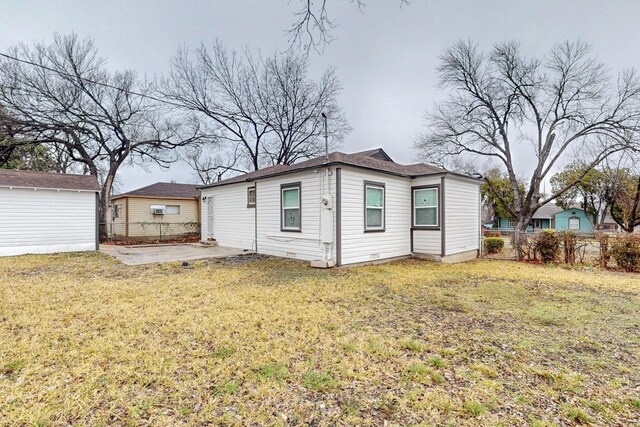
[364,182,385,231]
[281,183,301,231]
[413,187,439,227]
[247,186,256,208]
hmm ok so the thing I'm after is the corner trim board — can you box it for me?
[440,176,446,257]
[336,168,342,267]
[95,192,99,250]
[254,182,258,252]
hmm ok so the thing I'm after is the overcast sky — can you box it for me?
[2,0,640,192]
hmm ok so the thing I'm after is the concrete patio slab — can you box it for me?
[100,243,247,265]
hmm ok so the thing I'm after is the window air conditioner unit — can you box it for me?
[151,206,165,215]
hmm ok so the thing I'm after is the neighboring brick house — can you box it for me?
[109,182,200,239]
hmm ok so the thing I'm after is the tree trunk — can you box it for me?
[98,168,116,241]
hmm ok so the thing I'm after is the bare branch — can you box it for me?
[416,39,640,234]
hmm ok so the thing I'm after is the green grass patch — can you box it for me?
[303,370,337,391]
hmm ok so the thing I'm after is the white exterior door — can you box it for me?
[207,196,214,238]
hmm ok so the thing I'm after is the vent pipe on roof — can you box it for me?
[322,112,328,162]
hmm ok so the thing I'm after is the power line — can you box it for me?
[0,51,185,109]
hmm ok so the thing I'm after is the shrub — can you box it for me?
[535,229,560,262]
[484,230,501,238]
[609,234,640,272]
[484,237,504,254]
[514,232,536,261]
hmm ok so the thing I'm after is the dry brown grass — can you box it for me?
[0,253,638,426]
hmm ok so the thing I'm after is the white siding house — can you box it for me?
[201,182,255,250]
[199,149,481,267]
[340,167,411,265]
[0,169,100,256]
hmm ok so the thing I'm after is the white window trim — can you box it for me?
[281,184,301,231]
[508,219,516,228]
[364,182,385,231]
[413,187,439,228]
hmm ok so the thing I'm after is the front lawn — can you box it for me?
[0,254,638,426]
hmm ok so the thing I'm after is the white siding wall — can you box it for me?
[340,167,411,265]
[201,183,255,250]
[256,169,335,262]
[0,187,96,256]
[411,175,442,256]
[444,177,481,255]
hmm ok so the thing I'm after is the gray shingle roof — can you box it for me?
[199,148,454,189]
[532,204,564,218]
[113,182,199,199]
[0,169,100,191]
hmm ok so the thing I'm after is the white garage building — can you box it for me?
[0,169,100,256]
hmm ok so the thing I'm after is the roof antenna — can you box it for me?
[321,112,328,162]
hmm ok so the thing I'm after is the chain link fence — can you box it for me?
[100,222,200,243]
[480,229,624,268]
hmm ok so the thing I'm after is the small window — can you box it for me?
[508,219,516,228]
[165,205,180,215]
[281,183,301,231]
[569,217,580,230]
[247,186,256,208]
[112,204,121,220]
[365,182,385,231]
[413,187,438,227]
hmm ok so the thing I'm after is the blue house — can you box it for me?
[554,207,594,232]
[495,204,594,232]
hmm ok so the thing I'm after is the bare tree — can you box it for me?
[160,41,350,180]
[416,40,640,235]
[0,34,199,236]
[603,153,640,232]
[183,144,247,185]
[287,0,410,52]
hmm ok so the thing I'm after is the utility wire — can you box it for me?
[0,51,185,109]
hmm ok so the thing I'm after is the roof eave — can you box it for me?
[111,194,199,200]
[199,161,462,189]
[0,184,99,192]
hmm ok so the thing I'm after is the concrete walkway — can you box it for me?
[100,243,247,265]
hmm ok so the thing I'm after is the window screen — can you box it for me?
[365,184,385,230]
[414,188,438,227]
[282,185,301,230]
